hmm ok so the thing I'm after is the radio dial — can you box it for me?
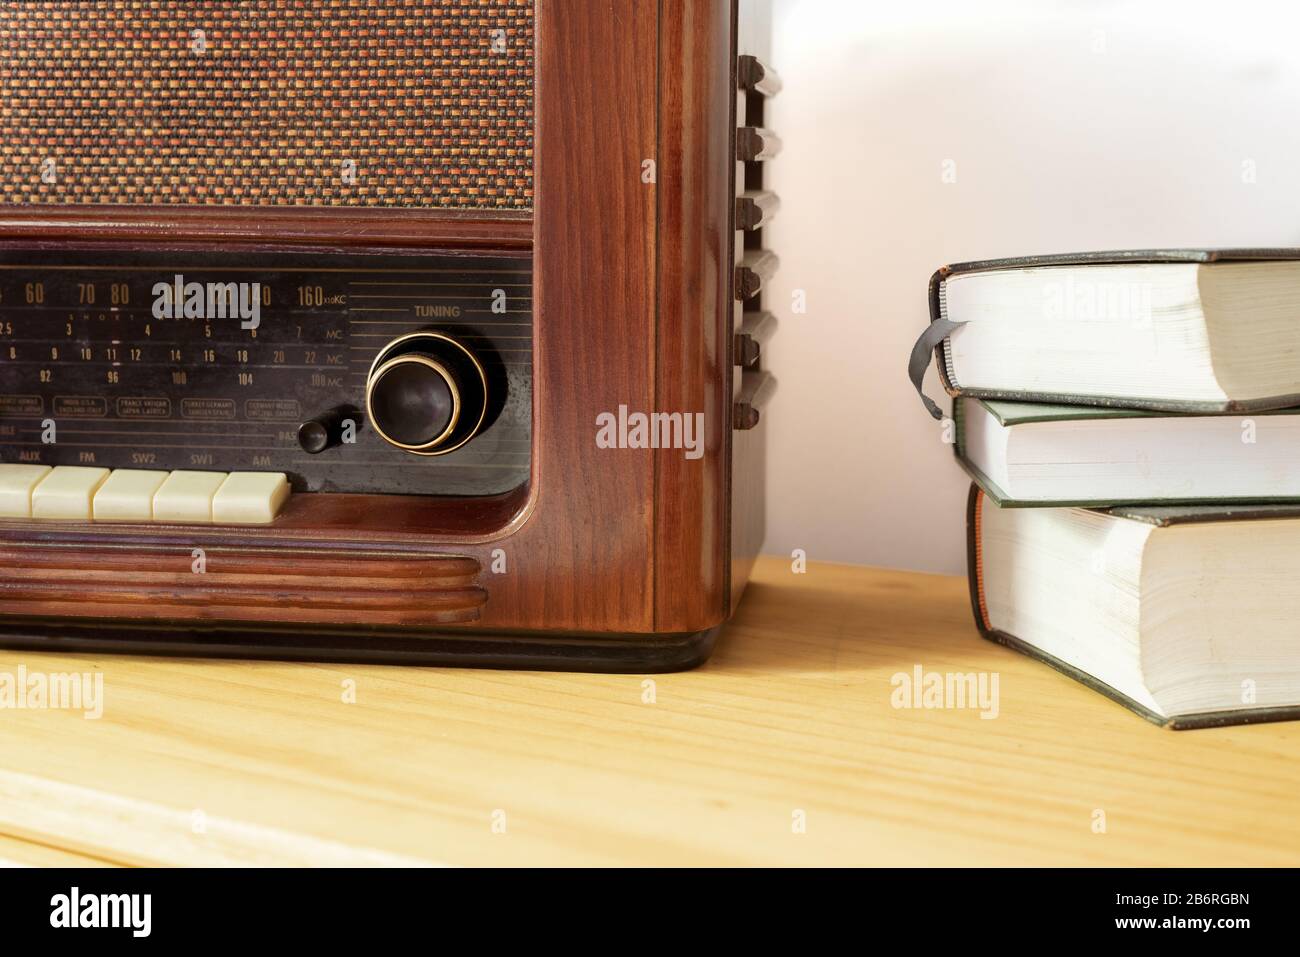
[365,333,489,455]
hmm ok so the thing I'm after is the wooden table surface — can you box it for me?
[1,555,1297,867]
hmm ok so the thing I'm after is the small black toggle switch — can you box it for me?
[298,406,359,454]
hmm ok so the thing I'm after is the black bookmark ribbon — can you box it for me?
[908,319,966,420]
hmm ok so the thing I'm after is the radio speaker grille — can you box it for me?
[0,0,535,210]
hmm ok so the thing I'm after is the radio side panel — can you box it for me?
[730,0,777,612]
[653,0,738,634]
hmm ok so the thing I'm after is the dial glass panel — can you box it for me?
[0,247,532,495]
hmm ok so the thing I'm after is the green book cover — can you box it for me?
[953,397,1300,508]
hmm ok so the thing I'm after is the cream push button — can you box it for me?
[92,469,170,522]
[212,472,291,525]
[0,468,293,525]
[0,464,52,518]
[31,466,111,520]
[152,471,228,524]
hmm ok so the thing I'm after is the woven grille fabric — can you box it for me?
[0,0,534,209]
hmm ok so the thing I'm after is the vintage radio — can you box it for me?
[0,0,779,670]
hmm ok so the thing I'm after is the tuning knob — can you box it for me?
[365,332,489,455]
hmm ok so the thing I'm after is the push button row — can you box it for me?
[0,466,290,525]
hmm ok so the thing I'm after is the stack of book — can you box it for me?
[912,249,1300,729]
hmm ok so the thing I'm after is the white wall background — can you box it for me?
[762,0,1300,575]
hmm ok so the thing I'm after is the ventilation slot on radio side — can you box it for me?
[733,54,781,430]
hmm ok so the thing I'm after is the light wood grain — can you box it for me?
[0,833,112,868]
[0,555,1297,866]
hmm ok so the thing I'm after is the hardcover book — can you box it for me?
[967,485,1300,729]
[912,249,1300,417]
[954,397,1300,506]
